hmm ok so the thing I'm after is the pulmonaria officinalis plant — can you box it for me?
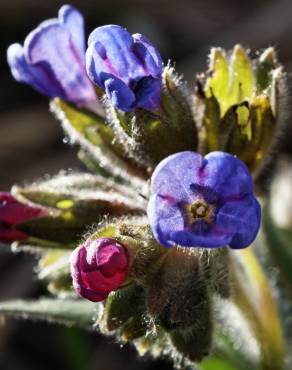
[2,4,289,370]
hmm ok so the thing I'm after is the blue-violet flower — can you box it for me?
[86,25,163,112]
[7,5,97,107]
[147,151,261,249]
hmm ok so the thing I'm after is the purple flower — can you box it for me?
[7,5,96,107]
[86,25,163,112]
[147,151,261,249]
[70,237,129,302]
[0,192,47,243]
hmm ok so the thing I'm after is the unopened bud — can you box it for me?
[70,237,129,302]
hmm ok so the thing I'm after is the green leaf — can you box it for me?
[105,65,198,170]
[205,48,229,111]
[0,299,101,329]
[200,358,243,370]
[38,250,71,280]
[204,45,254,117]
[11,173,145,245]
[231,248,285,370]
[256,47,277,93]
[51,99,146,187]
[13,172,144,212]
[226,45,254,111]
[201,96,221,152]
[52,99,114,147]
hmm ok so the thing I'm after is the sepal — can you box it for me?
[51,98,147,185]
[105,65,198,170]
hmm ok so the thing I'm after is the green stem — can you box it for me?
[231,248,285,370]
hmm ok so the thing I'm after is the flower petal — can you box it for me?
[147,193,232,248]
[104,74,136,111]
[87,25,146,84]
[7,43,60,96]
[59,4,85,57]
[203,151,253,200]
[147,193,185,247]
[132,33,163,77]
[169,224,232,248]
[151,151,204,203]
[135,76,161,111]
[24,22,95,104]
[216,194,261,249]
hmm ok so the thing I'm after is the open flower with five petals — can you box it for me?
[147,151,261,249]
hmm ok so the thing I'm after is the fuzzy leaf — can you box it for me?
[51,99,146,186]
[205,48,229,107]
[103,285,145,332]
[11,173,145,245]
[0,299,100,329]
[106,65,198,170]
[38,250,71,280]
[226,45,254,111]
[201,95,221,151]
[231,248,285,370]
[120,315,147,341]
[13,172,144,212]
[256,47,277,93]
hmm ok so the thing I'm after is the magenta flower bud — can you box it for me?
[0,192,47,243]
[70,238,129,302]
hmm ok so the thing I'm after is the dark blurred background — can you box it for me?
[1,0,292,369]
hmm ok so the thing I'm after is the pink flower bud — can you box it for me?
[0,192,46,243]
[70,238,129,302]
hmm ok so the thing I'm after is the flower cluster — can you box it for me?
[5,5,272,366]
[6,4,263,301]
